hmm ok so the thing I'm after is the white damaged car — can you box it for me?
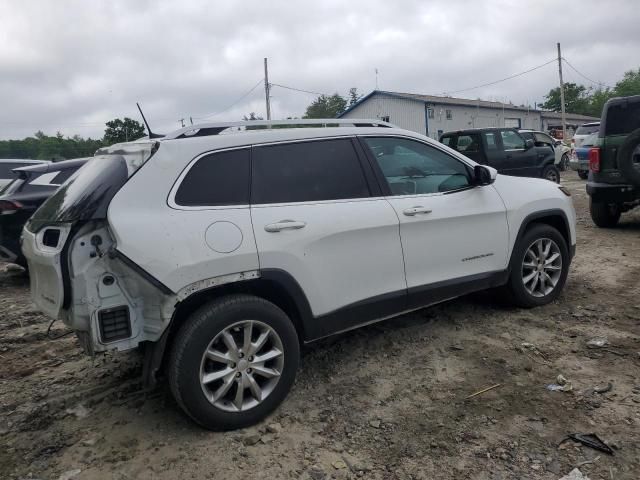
[23,119,576,430]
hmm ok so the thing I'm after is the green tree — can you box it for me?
[103,117,145,145]
[613,68,640,97]
[303,93,348,118]
[348,87,362,107]
[242,112,263,121]
[541,83,589,113]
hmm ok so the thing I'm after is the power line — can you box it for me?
[562,57,613,89]
[271,83,343,98]
[192,78,264,121]
[441,58,557,95]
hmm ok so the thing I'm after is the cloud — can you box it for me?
[0,0,638,140]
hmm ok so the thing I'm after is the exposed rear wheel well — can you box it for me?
[146,278,307,385]
[170,279,306,342]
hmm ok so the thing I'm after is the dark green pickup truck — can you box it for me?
[587,95,640,227]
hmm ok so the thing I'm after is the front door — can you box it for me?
[496,129,538,176]
[359,136,509,306]
[249,138,407,330]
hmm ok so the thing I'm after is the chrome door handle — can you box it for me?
[403,206,432,216]
[264,220,307,232]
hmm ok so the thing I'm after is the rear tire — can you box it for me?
[542,164,560,183]
[578,170,588,180]
[506,224,569,308]
[168,294,299,430]
[590,199,621,228]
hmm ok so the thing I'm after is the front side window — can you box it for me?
[363,137,471,196]
[534,132,554,147]
[251,139,369,204]
[500,130,525,150]
[175,148,250,206]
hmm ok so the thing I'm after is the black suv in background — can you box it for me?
[0,158,87,266]
[587,95,640,227]
[440,128,560,183]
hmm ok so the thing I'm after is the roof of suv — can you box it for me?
[161,118,396,140]
[441,127,516,135]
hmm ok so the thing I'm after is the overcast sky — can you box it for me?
[1,0,638,140]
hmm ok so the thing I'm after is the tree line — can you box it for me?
[0,117,146,161]
[534,67,639,117]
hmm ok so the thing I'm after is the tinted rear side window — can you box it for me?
[605,102,640,136]
[251,139,370,204]
[175,148,250,206]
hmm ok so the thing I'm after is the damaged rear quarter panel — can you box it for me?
[67,223,177,353]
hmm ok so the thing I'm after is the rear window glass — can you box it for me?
[28,156,128,232]
[440,136,452,146]
[251,139,369,204]
[175,149,250,206]
[51,168,79,185]
[0,162,24,177]
[0,177,23,195]
[604,102,640,136]
[575,124,600,135]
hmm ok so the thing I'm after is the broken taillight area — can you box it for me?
[0,199,23,215]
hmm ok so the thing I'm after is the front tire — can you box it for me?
[506,224,569,308]
[590,199,621,228]
[168,294,300,430]
[542,164,560,183]
[560,153,569,171]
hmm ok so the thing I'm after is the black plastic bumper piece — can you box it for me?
[586,181,638,203]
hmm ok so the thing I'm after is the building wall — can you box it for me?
[340,95,426,135]
[342,93,542,139]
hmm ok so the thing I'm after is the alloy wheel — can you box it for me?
[199,320,284,412]
[522,238,562,297]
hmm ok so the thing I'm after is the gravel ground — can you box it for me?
[1,171,639,480]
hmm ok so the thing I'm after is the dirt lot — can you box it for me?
[1,172,639,480]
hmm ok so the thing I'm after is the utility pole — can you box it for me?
[557,42,567,140]
[264,57,271,120]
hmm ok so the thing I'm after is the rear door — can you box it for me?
[250,138,407,323]
[359,135,508,305]
[443,133,486,164]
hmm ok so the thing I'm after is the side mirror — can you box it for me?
[474,165,496,185]
[525,139,535,150]
[554,140,562,147]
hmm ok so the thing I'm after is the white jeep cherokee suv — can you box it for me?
[23,119,576,430]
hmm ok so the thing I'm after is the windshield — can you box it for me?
[27,156,128,232]
[575,124,600,136]
[582,132,598,147]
